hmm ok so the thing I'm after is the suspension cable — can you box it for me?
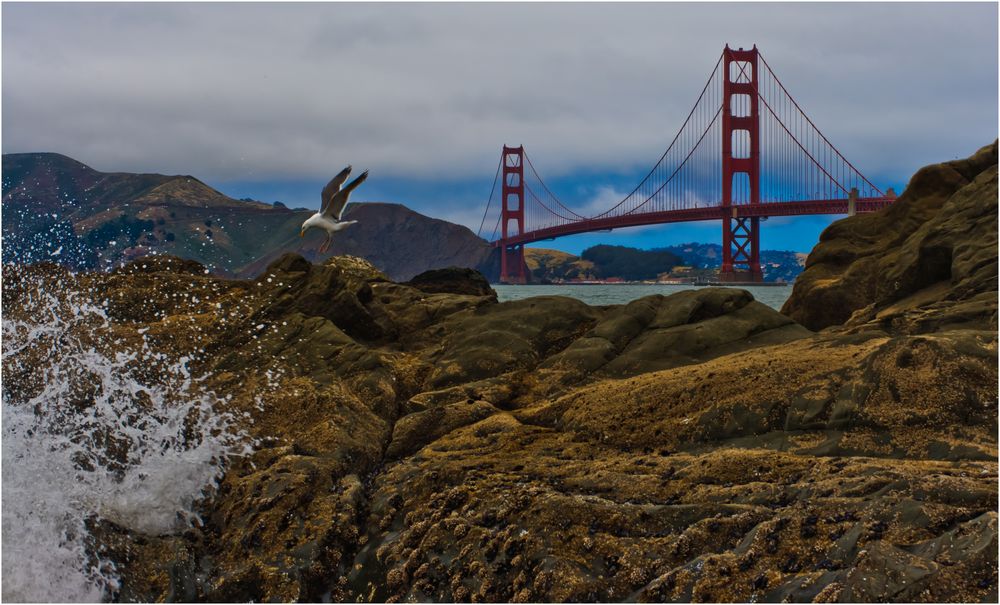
[524,183,580,222]
[626,102,724,216]
[590,50,726,219]
[757,52,883,196]
[523,152,587,219]
[751,77,850,196]
[490,212,502,242]
[477,154,503,238]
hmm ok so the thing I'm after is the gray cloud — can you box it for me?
[3,2,997,187]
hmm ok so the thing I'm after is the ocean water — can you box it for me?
[494,283,793,310]
[1,279,249,602]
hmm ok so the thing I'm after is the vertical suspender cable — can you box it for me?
[478,154,503,239]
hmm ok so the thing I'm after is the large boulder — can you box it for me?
[405,266,496,298]
[782,141,998,332]
[254,253,387,341]
[417,295,602,388]
[540,288,809,381]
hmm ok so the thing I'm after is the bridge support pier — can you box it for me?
[720,44,763,283]
[499,145,528,284]
[721,214,763,283]
[500,244,526,284]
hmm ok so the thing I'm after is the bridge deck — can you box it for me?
[492,197,894,247]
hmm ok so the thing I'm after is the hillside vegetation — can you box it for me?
[581,245,683,280]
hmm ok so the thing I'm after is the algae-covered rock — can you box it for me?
[254,253,387,341]
[385,400,499,459]
[419,295,601,388]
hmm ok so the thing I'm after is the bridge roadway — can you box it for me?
[492,197,895,248]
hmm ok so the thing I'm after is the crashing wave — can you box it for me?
[2,273,249,602]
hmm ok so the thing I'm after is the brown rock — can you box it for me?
[405,266,497,298]
[115,254,209,275]
[783,141,998,332]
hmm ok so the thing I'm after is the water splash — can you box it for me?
[2,274,249,602]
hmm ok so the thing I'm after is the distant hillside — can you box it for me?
[659,242,807,282]
[524,248,597,283]
[243,203,496,281]
[524,245,682,282]
[2,153,497,281]
[524,242,807,283]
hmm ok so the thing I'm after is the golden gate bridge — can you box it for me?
[477,45,896,284]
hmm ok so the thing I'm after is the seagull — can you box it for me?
[300,165,368,253]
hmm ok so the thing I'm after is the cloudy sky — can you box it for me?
[3,2,997,253]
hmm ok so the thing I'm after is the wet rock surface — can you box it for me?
[4,146,997,603]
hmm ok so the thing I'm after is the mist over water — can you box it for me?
[1,277,249,602]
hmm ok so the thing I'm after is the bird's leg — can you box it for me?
[320,234,332,253]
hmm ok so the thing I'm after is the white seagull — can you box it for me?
[300,165,368,253]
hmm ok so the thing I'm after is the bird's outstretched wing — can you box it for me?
[325,169,368,220]
[320,165,352,215]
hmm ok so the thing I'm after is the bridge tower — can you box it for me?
[500,145,528,284]
[720,45,763,282]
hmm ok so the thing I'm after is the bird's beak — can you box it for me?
[299,230,304,238]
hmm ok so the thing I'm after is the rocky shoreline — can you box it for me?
[2,142,997,602]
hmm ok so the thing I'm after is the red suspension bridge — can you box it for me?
[477,45,896,284]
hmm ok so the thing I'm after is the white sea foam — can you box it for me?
[2,279,249,602]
